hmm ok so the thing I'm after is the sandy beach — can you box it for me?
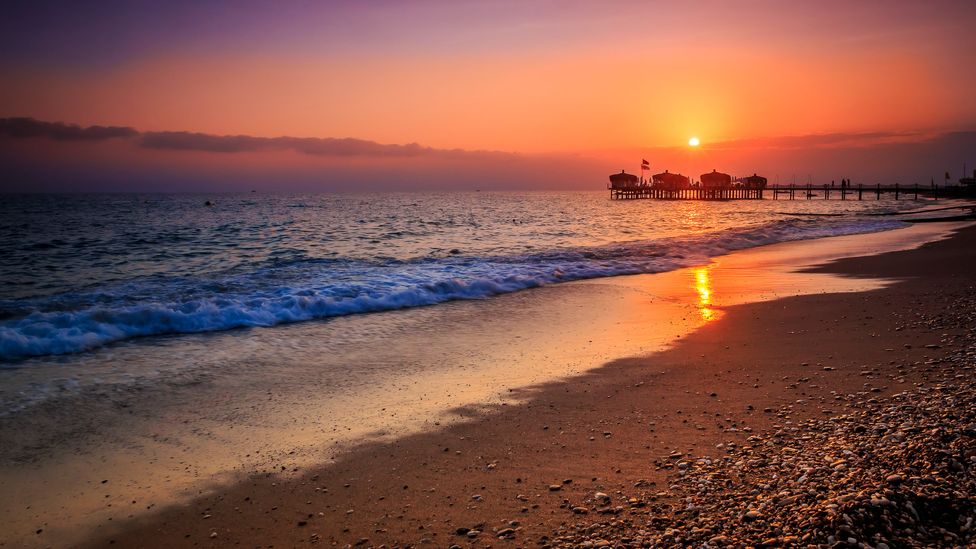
[3,221,953,548]
[4,2,976,547]
[5,3,975,547]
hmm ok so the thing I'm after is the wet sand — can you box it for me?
[2,222,972,548]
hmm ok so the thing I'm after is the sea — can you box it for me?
[0,191,924,364]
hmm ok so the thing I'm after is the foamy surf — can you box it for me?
[0,216,905,361]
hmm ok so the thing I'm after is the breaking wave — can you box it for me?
[0,216,906,361]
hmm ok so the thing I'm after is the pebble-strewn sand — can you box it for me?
[550,329,976,548]
[75,223,976,549]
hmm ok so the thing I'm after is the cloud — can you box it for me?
[704,131,936,150]
[0,117,513,160]
[139,131,449,158]
[0,117,138,141]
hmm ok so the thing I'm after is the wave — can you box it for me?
[0,217,905,361]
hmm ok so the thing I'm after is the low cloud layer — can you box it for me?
[0,117,508,159]
[704,131,936,151]
[0,117,138,141]
[2,116,974,193]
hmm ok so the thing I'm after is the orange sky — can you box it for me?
[5,46,964,154]
[1,1,975,191]
[3,1,976,153]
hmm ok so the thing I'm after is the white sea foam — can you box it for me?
[0,217,905,361]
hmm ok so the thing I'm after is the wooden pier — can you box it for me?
[610,186,762,200]
[611,183,968,201]
[767,183,948,201]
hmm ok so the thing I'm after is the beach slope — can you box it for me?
[73,223,976,548]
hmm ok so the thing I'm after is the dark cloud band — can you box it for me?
[0,117,138,141]
[0,117,509,160]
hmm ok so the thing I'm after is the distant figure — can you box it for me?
[205,200,214,206]
[831,180,835,188]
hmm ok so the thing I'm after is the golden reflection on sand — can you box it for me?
[694,267,715,321]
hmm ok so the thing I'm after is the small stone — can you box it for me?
[885,473,904,484]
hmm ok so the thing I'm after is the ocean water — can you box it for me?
[0,191,922,362]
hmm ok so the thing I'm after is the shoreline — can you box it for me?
[0,221,971,548]
[58,222,975,548]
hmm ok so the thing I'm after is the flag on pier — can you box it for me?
[641,159,650,170]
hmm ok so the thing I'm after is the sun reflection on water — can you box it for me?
[694,267,715,321]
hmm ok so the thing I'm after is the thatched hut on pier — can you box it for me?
[652,170,690,191]
[700,169,732,189]
[608,170,640,190]
[738,173,768,189]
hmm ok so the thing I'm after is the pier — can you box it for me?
[609,169,974,200]
[610,186,763,200]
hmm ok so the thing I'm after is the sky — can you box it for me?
[1,0,975,191]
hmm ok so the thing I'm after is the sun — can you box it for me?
[688,137,700,147]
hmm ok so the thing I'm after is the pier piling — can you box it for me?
[608,182,963,201]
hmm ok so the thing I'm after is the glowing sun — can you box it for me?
[688,137,700,147]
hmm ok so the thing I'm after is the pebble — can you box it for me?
[545,315,976,548]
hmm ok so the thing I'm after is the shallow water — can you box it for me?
[0,191,925,361]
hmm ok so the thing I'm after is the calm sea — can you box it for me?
[0,191,919,362]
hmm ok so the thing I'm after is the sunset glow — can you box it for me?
[695,267,715,322]
[3,3,976,548]
[0,1,974,191]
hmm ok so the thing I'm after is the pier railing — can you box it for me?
[609,183,972,201]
